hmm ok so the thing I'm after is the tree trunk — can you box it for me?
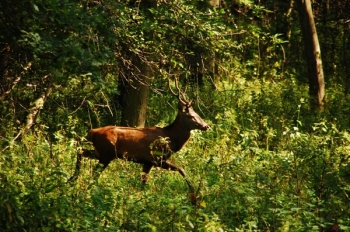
[117,0,156,128]
[187,0,219,89]
[295,0,325,110]
[118,56,151,128]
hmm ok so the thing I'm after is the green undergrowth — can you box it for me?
[1,78,350,231]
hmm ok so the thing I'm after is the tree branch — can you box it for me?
[13,83,53,142]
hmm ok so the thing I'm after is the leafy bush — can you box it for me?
[2,75,350,231]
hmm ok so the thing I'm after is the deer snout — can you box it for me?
[202,124,211,131]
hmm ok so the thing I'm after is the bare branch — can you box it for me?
[13,83,53,142]
[0,62,32,100]
[69,96,87,115]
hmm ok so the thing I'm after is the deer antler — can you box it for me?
[168,78,191,105]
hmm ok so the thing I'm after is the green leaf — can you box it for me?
[33,4,39,12]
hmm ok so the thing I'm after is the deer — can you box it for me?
[68,79,210,194]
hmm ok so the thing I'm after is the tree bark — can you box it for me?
[118,56,151,128]
[116,0,156,128]
[295,0,325,110]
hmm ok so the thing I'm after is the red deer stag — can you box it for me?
[68,79,210,192]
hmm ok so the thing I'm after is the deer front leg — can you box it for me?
[161,161,195,193]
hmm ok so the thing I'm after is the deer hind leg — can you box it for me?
[67,149,96,183]
[141,163,153,184]
[161,161,195,193]
[92,159,111,181]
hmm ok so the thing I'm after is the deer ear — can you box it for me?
[188,100,193,107]
[178,101,191,112]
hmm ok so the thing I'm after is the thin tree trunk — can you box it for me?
[295,0,325,110]
[187,0,219,89]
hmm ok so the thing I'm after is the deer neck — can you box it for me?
[163,114,191,152]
